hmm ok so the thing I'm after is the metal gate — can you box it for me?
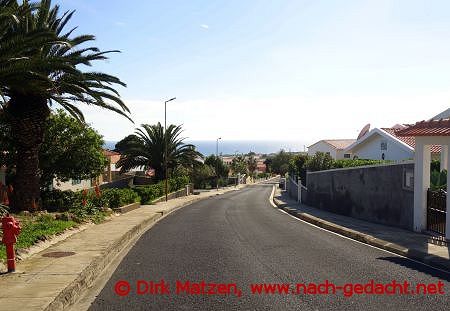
[426,189,447,235]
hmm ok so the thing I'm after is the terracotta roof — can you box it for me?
[381,128,441,153]
[323,139,356,150]
[103,149,120,157]
[396,119,450,137]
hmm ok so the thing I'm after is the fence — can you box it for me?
[286,175,307,203]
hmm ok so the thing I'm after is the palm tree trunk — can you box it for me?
[7,94,49,212]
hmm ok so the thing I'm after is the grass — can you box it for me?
[0,214,77,261]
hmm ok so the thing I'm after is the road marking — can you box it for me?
[271,199,450,276]
[269,185,277,208]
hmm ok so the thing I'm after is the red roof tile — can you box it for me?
[397,119,450,137]
[381,128,441,153]
[103,149,120,156]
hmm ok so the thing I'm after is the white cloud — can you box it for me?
[200,24,209,30]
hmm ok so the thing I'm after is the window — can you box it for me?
[381,141,387,150]
[71,179,82,185]
[344,153,351,158]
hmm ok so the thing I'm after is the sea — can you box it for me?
[104,140,307,156]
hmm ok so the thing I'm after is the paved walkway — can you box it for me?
[0,186,244,311]
[273,188,450,271]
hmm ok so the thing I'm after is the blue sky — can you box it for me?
[61,0,450,144]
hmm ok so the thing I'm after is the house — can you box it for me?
[307,140,355,159]
[53,149,121,191]
[256,159,267,173]
[103,149,121,182]
[344,126,440,161]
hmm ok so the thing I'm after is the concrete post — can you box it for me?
[446,144,450,240]
[413,140,430,232]
[297,178,301,203]
[441,145,448,172]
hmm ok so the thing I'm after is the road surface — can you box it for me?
[89,182,450,310]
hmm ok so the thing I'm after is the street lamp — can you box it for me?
[216,137,221,191]
[165,97,176,202]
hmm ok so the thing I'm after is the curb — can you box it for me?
[272,197,450,272]
[45,189,239,311]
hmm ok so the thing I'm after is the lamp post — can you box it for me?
[216,137,221,191]
[164,97,176,202]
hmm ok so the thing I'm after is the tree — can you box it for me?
[0,0,130,211]
[230,154,247,175]
[289,154,309,183]
[246,154,257,178]
[39,110,107,188]
[190,163,215,189]
[115,123,202,181]
[1,110,107,188]
[204,155,229,178]
[306,152,334,172]
[263,158,272,173]
[270,150,293,175]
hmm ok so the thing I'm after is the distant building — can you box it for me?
[307,140,355,159]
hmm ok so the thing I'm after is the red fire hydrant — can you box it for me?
[2,214,21,272]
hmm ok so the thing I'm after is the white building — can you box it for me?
[344,127,440,161]
[307,140,355,160]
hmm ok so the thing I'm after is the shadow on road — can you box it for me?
[377,256,450,282]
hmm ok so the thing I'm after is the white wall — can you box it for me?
[351,133,413,161]
[53,178,92,191]
[308,141,338,159]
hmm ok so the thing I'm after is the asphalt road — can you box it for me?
[89,182,450,310]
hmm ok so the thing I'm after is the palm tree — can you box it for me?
[115,123,202,181]
[0,0,130,211]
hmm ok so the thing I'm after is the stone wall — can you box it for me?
[306,163,414,230]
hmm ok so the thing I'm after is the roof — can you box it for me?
[397,119,450,137]
[382,128,441,153]
[103,149,120,157]
[309,139,355,150]
[430,108,450,121]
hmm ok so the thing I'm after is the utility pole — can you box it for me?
[216,137,221,191]
[164,97,176,201]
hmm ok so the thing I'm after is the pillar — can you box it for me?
[446,144,450,240]
[413,141,430,232]
[441,145,448,172]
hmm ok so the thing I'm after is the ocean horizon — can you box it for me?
[104,140,307,156]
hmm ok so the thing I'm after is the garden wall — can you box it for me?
[306,162,414,230]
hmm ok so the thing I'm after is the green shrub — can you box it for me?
[101,188,141,209]
[133,184,164,204]
[306,152,334,172]
[133,176,189,204]
[332,159,390,169]
[431,169,447,190]
[41,189,77,212]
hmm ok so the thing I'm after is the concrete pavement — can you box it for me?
[273,187,450,272]
[0,185,245,311]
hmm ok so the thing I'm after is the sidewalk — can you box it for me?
[0,186,243,311]
[273,188,450,272]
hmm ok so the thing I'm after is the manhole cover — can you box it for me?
[42,251,76,258]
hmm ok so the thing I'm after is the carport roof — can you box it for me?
[397,119,450,137]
